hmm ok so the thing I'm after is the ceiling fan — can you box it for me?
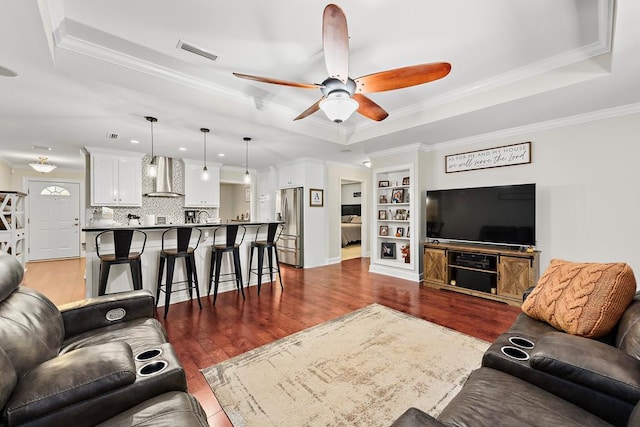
[233,4,451,123]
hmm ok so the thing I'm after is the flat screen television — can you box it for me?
[426,183,535,247]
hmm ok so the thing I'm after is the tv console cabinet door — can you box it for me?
[424,247,447,285]
[498,256,534,300]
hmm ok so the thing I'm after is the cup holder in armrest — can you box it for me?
[137,360,168,376]
[508,336,535,350]
[500,346,530,361]
[135,348,163,361]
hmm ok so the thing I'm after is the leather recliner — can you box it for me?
[0,253,208,426]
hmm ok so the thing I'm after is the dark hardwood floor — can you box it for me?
[23,256,521,426]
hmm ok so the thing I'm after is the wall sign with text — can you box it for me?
[445,142,531,173]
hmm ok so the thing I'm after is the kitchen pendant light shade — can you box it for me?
[29,157,57,173]
[145,116,158,177]
[319,91,359,123]
[243,137,251,184]
[201,128,210,181]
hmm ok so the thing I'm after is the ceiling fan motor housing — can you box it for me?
[321,77,356,98]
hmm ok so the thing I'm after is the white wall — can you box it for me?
[341,183,362,205]
[0,161,10,189]
[421,112,640,276]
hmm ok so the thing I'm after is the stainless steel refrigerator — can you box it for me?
[277,187,303,267]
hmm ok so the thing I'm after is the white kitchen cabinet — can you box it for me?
[278,162,306,188]
[183,159,220,207]
[87,147,143,207]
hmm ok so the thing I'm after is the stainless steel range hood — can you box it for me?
[144,157,184,198]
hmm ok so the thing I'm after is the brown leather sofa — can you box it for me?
[391,297,640,427]
[0,253,208,426]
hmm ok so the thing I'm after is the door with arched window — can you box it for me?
[28,181,80,260]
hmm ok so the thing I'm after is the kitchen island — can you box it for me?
[82,222,281,306]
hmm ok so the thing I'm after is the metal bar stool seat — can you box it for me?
[208,224,246,304]
[156,227,202,318]
[248,223,284,295]
[96,229,147,296]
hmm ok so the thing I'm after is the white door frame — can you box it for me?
[23,176,85,261]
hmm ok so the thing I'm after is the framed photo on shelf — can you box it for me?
[378,210,387,220]
[379,194,388,204]
[402,177,410,186]
[378,180,390,187]
[391,189,404,203]
[381,242,396,259]
[379,225,389,236]
[309,188,324,207]
[395,227,404,237]
[406,226,410,238]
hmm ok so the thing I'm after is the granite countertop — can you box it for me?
[82,221,281,232]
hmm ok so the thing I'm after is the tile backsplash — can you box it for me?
[109,156,217,225]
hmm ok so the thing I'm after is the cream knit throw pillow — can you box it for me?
[522,259,636,338]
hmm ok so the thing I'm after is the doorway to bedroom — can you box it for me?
[341,179,363,260]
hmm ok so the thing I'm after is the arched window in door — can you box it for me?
[40,185,71,196]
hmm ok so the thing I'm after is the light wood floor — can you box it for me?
[22,257,521,426]
[341,243,361,260]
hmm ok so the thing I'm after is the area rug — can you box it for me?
[202,304,489,426]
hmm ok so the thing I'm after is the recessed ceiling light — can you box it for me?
[340,149,352,153]
[217,153,225,157]
[130,139,140,144]
[179,147,187,151]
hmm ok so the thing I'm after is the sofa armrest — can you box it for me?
[59,290,155,338]
[6,342,136,425]
[530,332,640,402]
[390,408,445,427]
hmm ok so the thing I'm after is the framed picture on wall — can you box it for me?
[310,188,324,207]
[244,187,251,202]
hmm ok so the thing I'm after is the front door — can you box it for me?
[28,181,81,260]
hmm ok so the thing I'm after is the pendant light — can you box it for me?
[243,137,251,184]
[29,156,57,173]
[201,128,210,181]
[145,116,158,177]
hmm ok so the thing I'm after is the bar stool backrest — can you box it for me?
[161,227,201,253]
[214,224,246,248]
[266,223,283,244]
[96,229,147,260]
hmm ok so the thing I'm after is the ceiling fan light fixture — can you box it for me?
[320,91,359,123]
[29,157,57,173]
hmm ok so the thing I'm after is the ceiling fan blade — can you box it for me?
[353,94,389,121]
[294,97,324,121]
[322,4,349,83]
[355,62,451,93]
[233,72,323,89]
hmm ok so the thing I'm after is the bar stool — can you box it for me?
[156,227,203,319]
[208,224,246,304]
[96,229,147,296]
[248,223,284,295]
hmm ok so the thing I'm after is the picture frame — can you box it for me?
[391,189,404,203]
[402,177,410,186]
[379,194,388,204]
[244,187,251,202]
[406,226,410,238]
[378,210,387,220]
[156,216,166,225]
[379,225,389,236]
[395,227,404,237]
[309,188,324,207]
[353,191,361,198]
[381,242,396,259]
[378,180,390,188]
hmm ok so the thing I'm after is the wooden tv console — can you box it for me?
[423,242,540,306]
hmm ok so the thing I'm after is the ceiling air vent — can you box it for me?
[177,39,218,62]
[106,132,119,140]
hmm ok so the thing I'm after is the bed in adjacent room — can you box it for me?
[341,204,362,247]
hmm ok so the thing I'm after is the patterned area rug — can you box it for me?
[202,304,489,426]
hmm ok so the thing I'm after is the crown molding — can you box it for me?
[418,102,640,153]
